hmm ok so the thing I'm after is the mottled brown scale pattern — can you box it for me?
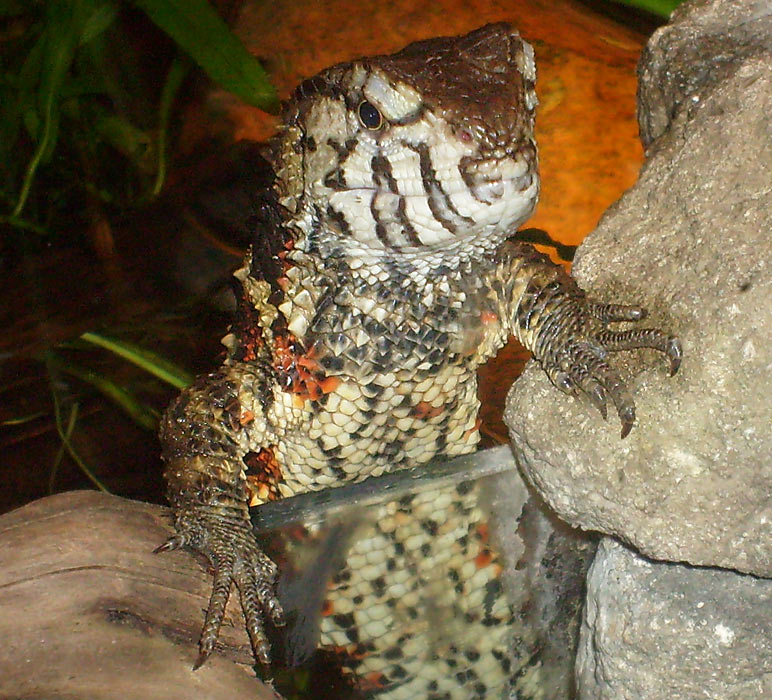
[157,23,681,696]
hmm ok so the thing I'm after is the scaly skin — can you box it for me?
[157,23,681,684]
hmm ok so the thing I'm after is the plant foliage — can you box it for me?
[613,0,685,18]
[0,0,277,244]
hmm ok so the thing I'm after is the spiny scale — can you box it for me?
[158,22,682,699]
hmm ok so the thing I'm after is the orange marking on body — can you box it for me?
[273,333,297,375]
[411,401,444,420]
[475,549,493,568]
[243,446,283,501]
[394,511,411,526]
[273,335,340,402]
[327,644,370,672]
[296,345,320,371]
[319,376,341,394]
[245,477,262,507]
[361,672,388,690]
[278,239,295,275]
[475,522,490,542]
[321,600,334,616]
[464,417,483,440]
[481,310,498,323]
[239,409,254,425]
[236,323,264,363]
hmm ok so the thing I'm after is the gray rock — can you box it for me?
[637,0,772,148]
[506,0,772,578]
[576,538,772,700]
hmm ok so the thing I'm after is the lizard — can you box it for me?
[157,22,681,697]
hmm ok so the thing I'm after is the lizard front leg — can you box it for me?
[156,366,284,668]
[491,239,682,437]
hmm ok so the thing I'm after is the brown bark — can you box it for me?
[0,491,278,700]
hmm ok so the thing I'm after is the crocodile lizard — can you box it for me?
[158,23,681,697]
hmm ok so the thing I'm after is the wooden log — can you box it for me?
[0,491,279,700]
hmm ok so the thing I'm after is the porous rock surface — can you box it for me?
[575,538,772,700]
[506,0,772,579]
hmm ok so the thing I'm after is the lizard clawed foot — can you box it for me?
[155,511,285,669]
[539,301,682,438]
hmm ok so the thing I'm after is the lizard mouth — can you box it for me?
[461,153,537,204]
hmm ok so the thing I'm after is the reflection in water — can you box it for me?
[253,446,595,699]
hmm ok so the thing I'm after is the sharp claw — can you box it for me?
[239,581,273,667]
[154,534,184,554]
[267,599,286,626]
[244,617,274,666]
[667,336,683,376]
[586,382,608,420]
[195,627,218,670]
[193,649,210,671]
[618,404,636,439]
[256,639,272,666]
[555,371,574,394]
[165,511,282,671]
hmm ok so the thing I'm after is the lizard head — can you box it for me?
[276,23,539,264]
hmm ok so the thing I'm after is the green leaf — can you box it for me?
[45,357,112,491]
[613,0,685,18]
[80,0,118,44]
[80,331,194,389]
[84,101,155,167]
[9,0,118,217]
[151,55,189,197]
[46,350,160,433]
[0,410,49,426]
[15,26,48,139]
[11,1,84,216]
[36,1,88,120]
[131,0,278,113]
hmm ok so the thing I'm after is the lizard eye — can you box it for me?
[358,100,383,130]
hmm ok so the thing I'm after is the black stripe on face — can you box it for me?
[396,197,422,246]
[389,104,426,126]
[408,142,475,234]
[292,74,330,102]
[458,156,487,204]
[326,204,353,238]
[371,153,398,194]
[369,193,397,249]
[323,137,360,191]
[371,154,422,247]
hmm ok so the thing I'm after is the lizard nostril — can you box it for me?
[458,129,473,144]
